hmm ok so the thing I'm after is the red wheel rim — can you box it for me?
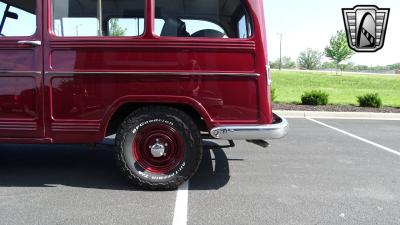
[133,123,184,174]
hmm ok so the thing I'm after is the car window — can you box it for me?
[52,0,145,37]
[0,1,36,37]
[155,19,227,38]
[155,0,252,38]
[238,15,252,38]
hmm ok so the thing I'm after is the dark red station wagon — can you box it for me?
[0,0,288,190]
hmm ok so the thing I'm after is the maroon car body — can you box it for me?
[0,0,287,189]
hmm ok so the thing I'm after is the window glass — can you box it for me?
[107,18,144,37]
[54,18,98,36]
[154,19,165,36]
[238,15,248,38]
[155,0,252,38]
[183,20,225,36]
[52,0,145,37]
[0,1,36,37]
[155,19,227,38]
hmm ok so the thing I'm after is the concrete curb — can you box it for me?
[274,110,400,120]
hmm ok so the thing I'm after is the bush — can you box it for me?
[271,88,277,102]
[357,93,382,108]
[301,90,329,105]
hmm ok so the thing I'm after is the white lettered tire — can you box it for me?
[115,106,202,190]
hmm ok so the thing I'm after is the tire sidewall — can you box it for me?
[121,114,198,183]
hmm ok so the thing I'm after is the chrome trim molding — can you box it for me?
[45,71,260,77]
[210,114,289,140]
[266,65,272,86]
[0,71,41,75]
[51,122,101,132]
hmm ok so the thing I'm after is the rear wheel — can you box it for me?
[115,106,202,190]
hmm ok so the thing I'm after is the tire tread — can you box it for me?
[115,106,202,190]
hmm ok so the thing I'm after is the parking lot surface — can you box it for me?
[1,118,400,225]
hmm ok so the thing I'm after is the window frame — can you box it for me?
[47,0,255,41]
[48,0,147,39]
[153,0,254,40]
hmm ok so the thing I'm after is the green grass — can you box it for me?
[272,70,400,107]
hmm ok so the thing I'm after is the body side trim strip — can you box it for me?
[0,71,41,75]
[45,71,260,77]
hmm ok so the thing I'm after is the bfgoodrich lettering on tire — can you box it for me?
[115,106,202,190]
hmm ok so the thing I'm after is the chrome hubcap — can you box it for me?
[150,139,166,158]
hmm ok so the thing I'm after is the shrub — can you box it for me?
[357,93,382,108]
[301,90,329,105]
[271,88,277,102]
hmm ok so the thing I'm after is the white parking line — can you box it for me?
[307,118,400,157]
[286,116,400,120]
[276,110,400,121]
[172,181,189,225]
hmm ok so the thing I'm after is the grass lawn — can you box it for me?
[272,70,400,107]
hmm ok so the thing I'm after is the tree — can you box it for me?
[388,63,400,70]
[321,61,336,70]
[269,60,280,69]
[297,48,322,70]
[353,64,369,71]
[324,30,354,74]
[281,57,296,69]
[270,57,296,69]
[109,19,127,36]
[339,62,354,72]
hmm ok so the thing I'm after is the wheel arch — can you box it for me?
[102,96,213,138]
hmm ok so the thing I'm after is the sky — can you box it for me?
[264,0,400,66]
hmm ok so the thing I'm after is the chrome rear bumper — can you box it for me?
[210,114,289,140]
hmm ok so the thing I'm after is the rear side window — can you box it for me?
[155,0,252,39]
[238,15,252,38]
[0,1,36,37]
[52,0,145,37]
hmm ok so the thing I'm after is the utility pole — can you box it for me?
[97,0,103,36]
[75,24,83,36]
[277,33,282,70]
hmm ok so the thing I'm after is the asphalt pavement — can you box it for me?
[1,118,400,225]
